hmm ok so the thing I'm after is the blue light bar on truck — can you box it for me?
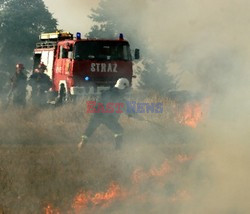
[85,76,90,81]
[76,32,81,40]
[119,33,124,40]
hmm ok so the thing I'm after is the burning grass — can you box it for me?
[0,94,209,213]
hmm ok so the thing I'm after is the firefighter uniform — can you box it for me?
[9,64,27,107]
[29,64,52,106]
[79,78,130,150]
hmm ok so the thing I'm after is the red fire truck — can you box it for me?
[33,31,139,100]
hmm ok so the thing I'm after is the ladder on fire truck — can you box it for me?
[36,31,73,49]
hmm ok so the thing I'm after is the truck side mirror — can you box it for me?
[134,49,140,60]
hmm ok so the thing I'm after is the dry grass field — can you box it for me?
[0,96,204,213]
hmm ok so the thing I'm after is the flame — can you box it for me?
[72,182,123,213]
[178,102,203,128]
[150,160,171,177]
[44,158,192,213]
[176,154,193,163]
[132,160,171,183]
[91,182,122,205]
[44,204,60,214]
[175,97,211,128]
[131,167,148,184]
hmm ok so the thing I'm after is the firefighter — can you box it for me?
[38,62,47,73]
[8,63,27,107]
[78,78,131,150]
[28,68,40,105]
[28,63,51,106]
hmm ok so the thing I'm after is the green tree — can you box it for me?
[137,60,176,94]
[0,0,57,91]
[87,0,176,93]
[87,0,117,39]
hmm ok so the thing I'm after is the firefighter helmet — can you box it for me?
[16,63,24,69]
[38,62,47,72]
[114,78,130,90]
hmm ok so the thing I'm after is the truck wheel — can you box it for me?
[58,83,66,104]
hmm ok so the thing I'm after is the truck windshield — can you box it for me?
[74,41,132,61]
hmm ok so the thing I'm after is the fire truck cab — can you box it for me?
[33,31,139,100]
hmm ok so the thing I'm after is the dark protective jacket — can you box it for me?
[10,71,26,90]
[29,72,51,94]
[28,72,52,106]
[10,71,27,105]
[92,87,128,121]
[84,87,129,138]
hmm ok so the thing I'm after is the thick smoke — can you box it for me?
[94,0,250,91]
[72,0,250,213]
[43,0,99,34]
[47,0,250,93]
[1,0,250,213]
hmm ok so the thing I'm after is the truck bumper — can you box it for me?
[70,86,111,96]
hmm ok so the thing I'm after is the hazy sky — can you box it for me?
[43,0,99,35]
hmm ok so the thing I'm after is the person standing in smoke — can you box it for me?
[78,78,132,150]
[28,62,52,107]
[37,62,47,73]
[8,63,27,107]
[28,68,40,105]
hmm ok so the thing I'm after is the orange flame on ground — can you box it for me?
[178,102,203,128]
[176,97,211,128]
[45,157,192,213]
[176,154,193,163]
[44,204,60,214]
[132,160,171,184]
[72,182,124,213]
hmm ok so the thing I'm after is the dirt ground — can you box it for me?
[0,99,201,213]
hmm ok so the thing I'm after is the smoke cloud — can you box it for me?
[45,0,250,93]
[43,0,99,34]
[1,0,250,213]
[85,0,250,92]
[74,0,250,213]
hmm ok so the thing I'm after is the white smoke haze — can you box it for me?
[101,0,250,92]
[43,0,99,34]
[50,0,250,93]
[78,0,250,213]
[1,0,250,213]
[41,0,250,92]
